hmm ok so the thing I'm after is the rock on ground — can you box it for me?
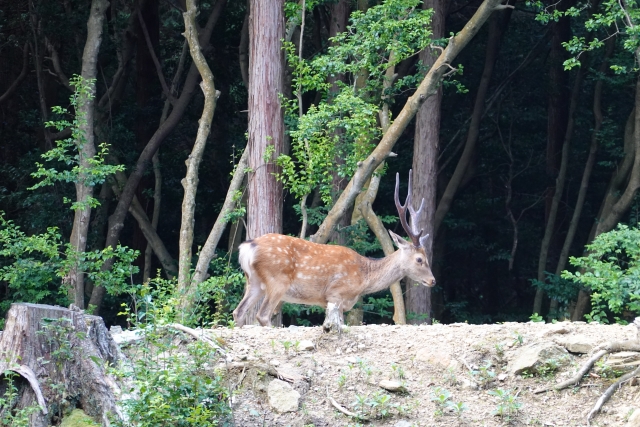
[267,379,300,413]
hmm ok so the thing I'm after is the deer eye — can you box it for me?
[416,257,423,264]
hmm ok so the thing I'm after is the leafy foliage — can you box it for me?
[30,75,124,211]
[562,224,640,323]
[277,0,432,205]
[114,283,230,426]
[0,212,138,323]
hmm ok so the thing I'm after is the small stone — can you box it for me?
[558,335,597,354]
[394,421,413,427]
[460,378,478,390]
[509,343,569,375]
[270,359,280,367]
[357,344,366,350]
[346,356,357,364]
[379,380,407,393]
[267,379,300,413]
[298,340,315,351]
[415,348,452,368]
[497,373,507,381]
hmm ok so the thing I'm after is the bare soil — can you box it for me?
[214,321,640,427]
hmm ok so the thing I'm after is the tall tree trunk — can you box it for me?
[311,0,509,245]
[243,0,285,325]
[328,0,351,246]
[533,0,578,314]
[405,0,446,325]
[176,0,219,317]
[89,1,226,312]
[549,36,614,318]
[433,4,512,236]
[68,0,109,309]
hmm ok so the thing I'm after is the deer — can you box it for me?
[232,170,436,331]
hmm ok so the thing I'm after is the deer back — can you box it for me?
[239,234,367,305]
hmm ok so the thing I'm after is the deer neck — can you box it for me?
[361,251,406,295]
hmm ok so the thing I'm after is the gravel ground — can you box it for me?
[212,321,640,427]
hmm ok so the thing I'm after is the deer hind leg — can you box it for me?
[256,277,289,327]
[232,274,264,327]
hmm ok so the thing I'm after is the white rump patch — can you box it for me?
[238,242,257,278]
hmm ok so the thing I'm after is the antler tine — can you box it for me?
[395,170,423,247]
[408,197,425,235]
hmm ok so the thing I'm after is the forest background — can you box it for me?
[1,0,640,329]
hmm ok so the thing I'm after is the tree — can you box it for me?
[242,0,286,325]
[406,0,446,325]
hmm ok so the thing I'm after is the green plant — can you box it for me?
[356,358,374,380]
[113,284,231,427]
[537,359,559,378]
[0,371,41,426]
[488,388,522,421]
[337,371,349,388]
[430,386,452,416]
[473,360,496,386]
[531,273,579,320]
[391,363,406,380]
[446,400,468,417]
[529,312,544,322]
[512,331,524,346]
[32,75,124,211]
[562,224,640,323]
[595,358,625,378]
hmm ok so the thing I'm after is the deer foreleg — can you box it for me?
[322,302,344,333]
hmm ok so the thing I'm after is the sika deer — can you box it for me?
[233,170,435,330]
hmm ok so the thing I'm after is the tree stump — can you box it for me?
[0,303,122,426]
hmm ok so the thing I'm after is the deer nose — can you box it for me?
[426,278,436,287]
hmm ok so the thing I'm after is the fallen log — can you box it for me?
[0,303,122,426]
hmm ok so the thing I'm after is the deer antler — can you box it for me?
[394,170,426,248]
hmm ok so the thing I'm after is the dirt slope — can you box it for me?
[214,321,640,427]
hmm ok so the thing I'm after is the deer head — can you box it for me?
[389,169,435,288]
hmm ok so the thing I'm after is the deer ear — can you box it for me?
[389,230,411,250]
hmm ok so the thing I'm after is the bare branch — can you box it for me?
[0,42,30,104]
[137,10,175,103]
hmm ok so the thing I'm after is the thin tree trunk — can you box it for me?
[433,5,512,237]
[109,169,178,278]
[405,0,445,325]
[533,60,588,315]
[28,4,52,149]
[143,152,162,282]
[311,0,510,245]
[143,40,189,283]
[549,37,614,317]
[353,165,407,325]
[89,1,226,312]
[176,0,219,316]
[190,148,250,287]
[66,0,109,309]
